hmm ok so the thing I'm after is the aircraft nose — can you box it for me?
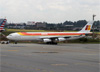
[7,36,10,39]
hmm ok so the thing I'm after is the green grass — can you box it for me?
[67,38,100,44]
[6,29,47,32]
[95,32,100,34]
[6,29,78,32]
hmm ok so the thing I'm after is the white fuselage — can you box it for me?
[7,32,86,41]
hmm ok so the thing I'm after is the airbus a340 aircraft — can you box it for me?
[0,19,7,32]
[7,21,94,44]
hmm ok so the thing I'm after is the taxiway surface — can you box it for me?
[0,44,99,72]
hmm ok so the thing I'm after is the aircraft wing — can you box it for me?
[40,36,71,39]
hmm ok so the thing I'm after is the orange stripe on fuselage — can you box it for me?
[17,32,85,36]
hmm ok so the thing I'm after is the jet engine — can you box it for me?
[43,39,51,43]
[58,38,66,41]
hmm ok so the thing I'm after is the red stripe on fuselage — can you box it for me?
[19,32,85,36]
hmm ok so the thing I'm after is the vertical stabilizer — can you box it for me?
[78,21,94,33]
[0,19,7,32]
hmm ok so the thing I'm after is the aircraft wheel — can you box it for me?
[46,42,50,44]
[52,42,58,45]
[15,41,17,44]
[6,42,8,44]
[46,42,58,45]
[1,42,4,44]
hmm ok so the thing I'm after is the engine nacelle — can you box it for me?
[58,38,66,41]
[43,39,51,43]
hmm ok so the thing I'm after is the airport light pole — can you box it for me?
[92,14,96,39]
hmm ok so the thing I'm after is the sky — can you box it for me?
[0,0,100,23]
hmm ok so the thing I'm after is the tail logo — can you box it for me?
[85,25,91,30]
[0,19,7,31]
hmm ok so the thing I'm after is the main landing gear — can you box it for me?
[46,42,58,45]
[14,41,18,44]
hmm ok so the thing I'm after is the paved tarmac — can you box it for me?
[0,44,99,72]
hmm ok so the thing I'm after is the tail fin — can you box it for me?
[78,21,94,33]
[0,19,7,32]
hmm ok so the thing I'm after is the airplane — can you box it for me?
[0,19,7,32]
[7,21,94,44]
